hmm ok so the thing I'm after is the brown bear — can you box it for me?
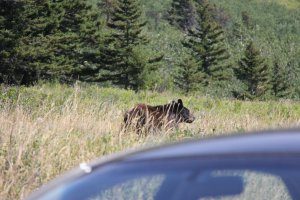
[123,99,195,134]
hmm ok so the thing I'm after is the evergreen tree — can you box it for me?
[234,42,271,100]
[97,0,161,90]
[168,0,194,32]
[286,59,300,99]
[183,0,232,86]
[174,56,204,93]
[16,0,64,84]
[0,0,27,84]
[0,0,76,84]
[272,60,290,98]
[98,0,116,23]
[10,0,103,84]
[55,0,103,81]
[0,0,59,84]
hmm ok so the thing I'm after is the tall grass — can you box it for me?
[1,83,300,200]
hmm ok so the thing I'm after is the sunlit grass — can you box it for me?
[277,0,300,8]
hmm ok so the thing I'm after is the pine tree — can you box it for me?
[97,0,161,90]
[182,0,232,86]
[174,56,204,93]
[285,59,300,99]
[0,0,74,84]
[0,0,27,84]
[16,0,64,84]
[168,0,194,32]
[272,61,290,98]
[98,0,116,23]
[13,0,103,83]
[234,42,271,100]
[0,0,58,85]
[55,0,103,81]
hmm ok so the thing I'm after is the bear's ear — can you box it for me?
[178,99,183,108]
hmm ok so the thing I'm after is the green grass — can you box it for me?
[276,0,300,8]
[255,0,300,8]
[1,83,300,199]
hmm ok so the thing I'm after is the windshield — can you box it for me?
[34,156,300,200]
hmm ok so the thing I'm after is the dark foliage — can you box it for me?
[272,60,290,98]
[97,0,162,90]
[234,42,272,100]
[167,0,195,32]
[174,56,204,93]
[182,0,232,86]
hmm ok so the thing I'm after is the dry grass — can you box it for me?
[1,83,300,200]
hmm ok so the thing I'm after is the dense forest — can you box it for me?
[1,0,300,100]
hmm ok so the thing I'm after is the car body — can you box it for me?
[26,129,300,200]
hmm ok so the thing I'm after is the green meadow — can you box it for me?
[1,83,300,199]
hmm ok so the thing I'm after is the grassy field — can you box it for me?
[1,83,300,200]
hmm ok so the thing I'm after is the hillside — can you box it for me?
[137,0,300,99]
[1,0,299,98]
